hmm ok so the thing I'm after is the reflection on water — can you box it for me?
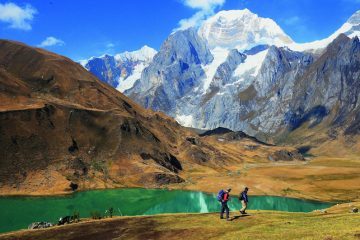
[0,188,333,233]
[198,192,209,213]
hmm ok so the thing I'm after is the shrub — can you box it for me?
[90,211,102,219]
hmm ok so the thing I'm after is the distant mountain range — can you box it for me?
[80,45,157,91]
[81,9,360,142]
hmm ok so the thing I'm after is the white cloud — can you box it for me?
[38,36,65,47]
[174,0,225,32]
[182,0,225,10]
[0,2,37,30]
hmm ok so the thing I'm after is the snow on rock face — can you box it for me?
[81,46,157,90]
[233,49,268,78]
[289,10,360,51]
[116,61,147,92]
[348,10,360,25]
[198,9,294,50]
[201,47,229,92]
[115,45,157,62]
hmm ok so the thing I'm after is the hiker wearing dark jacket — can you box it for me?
[239,187,249,214]
[220,188,231,221]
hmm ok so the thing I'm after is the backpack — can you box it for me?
[239,192,244,201]
[217,189,225,201]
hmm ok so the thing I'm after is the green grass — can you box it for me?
[1,205,359,240]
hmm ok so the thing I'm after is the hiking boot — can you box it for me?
[226,218,231,221]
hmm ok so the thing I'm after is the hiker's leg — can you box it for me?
[225,203,229,219]
[240,200,246,212]
[220,203,225,218]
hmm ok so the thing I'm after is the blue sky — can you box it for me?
[0,0,359,60]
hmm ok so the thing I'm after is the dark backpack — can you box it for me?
[239,192,244,200]
[217,189,225,201]
[239,191,247,201]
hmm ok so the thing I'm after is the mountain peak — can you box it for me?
[213,9,254,22]
[198,9,293,50]
[115,45,157,62]
[140,45,154,51]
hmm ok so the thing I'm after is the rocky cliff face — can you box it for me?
[82,54,120,88]
[288,35,360,135]
[126,28,213,114]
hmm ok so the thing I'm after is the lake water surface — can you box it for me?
[0,188,334,233]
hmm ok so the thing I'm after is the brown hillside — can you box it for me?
[0,40,307,196]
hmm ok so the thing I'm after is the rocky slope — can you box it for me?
[0,40,302,195]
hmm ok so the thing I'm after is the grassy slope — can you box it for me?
[1,202,359,240]
[171,140,360,202]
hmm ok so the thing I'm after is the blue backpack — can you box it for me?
[217,189,225,201]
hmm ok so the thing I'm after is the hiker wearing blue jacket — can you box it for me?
[219,188,231,221]
[239,187,249,214]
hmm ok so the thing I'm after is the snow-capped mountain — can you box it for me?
[81,45,157,91]
[198,9,294,50]
[83,9,360,141]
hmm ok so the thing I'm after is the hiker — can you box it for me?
[219,188,231,221]
[239,187,249,214]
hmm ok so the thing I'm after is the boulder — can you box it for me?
[28,222,53,229]
[154,173,184,185]
[186,137,199,145]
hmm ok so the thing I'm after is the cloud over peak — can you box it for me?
[0,2,37,30]
[182,0,225,10]
[174,0,225,32]
[38,37,65,48]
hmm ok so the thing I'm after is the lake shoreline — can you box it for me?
[0,186,342,203]
[0,188,335,234]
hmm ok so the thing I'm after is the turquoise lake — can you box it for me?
[0,188,334,233]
